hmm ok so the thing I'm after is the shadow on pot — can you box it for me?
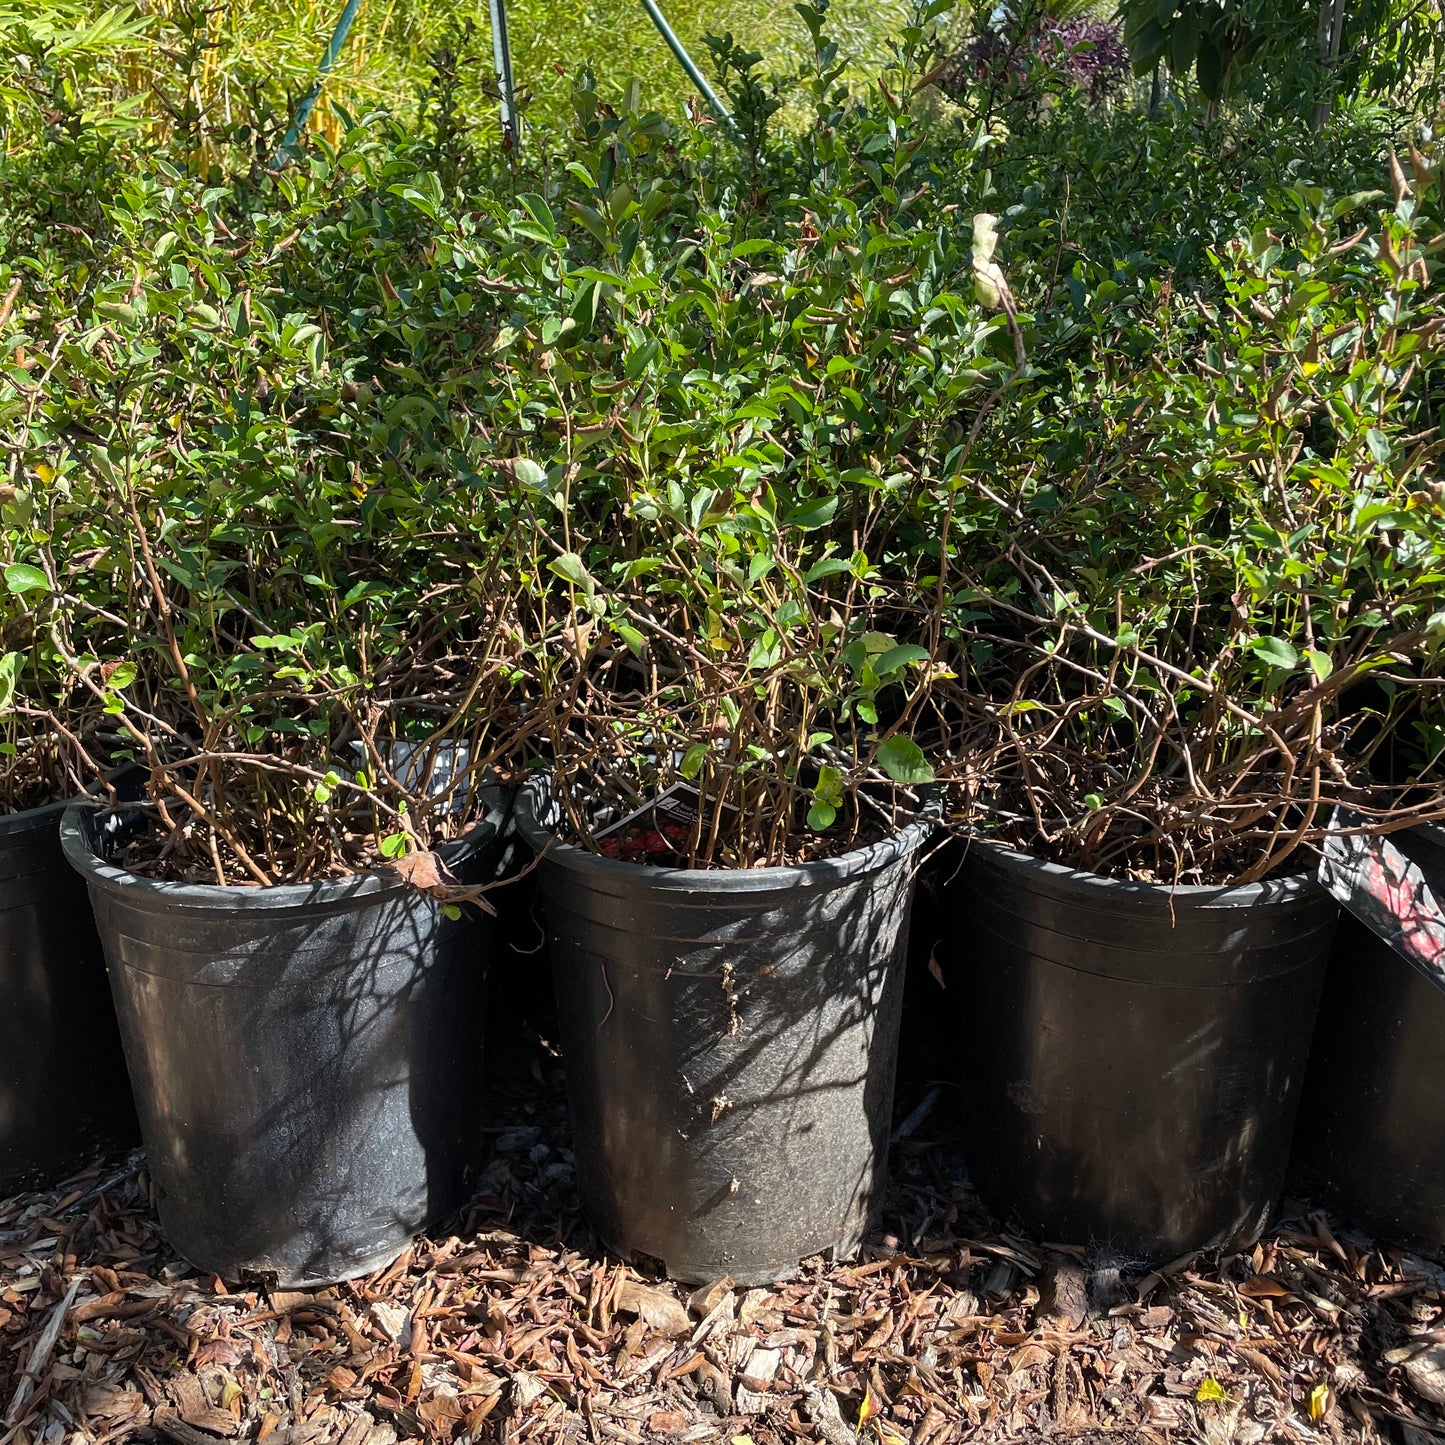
[516,776,934,1286]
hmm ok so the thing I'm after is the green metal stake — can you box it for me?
[488,0,519,154]
[638,0,742,141]
[272,0,364,165]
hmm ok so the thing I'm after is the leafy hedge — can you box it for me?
[3,7,1442,885]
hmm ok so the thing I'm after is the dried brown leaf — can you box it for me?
[616,1280,690,1338]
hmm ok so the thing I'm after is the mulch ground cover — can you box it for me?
[4,1060,1445,1445]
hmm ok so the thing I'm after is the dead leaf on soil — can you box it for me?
[1403,1344,1445,1406]
[615,1279,690,1338]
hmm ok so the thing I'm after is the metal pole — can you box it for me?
[488,0,519,154]
[638,0,742,141]
[273,0,364,163]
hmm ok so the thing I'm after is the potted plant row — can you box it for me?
[5,12,1443,1295]
[929,171,1445,1262]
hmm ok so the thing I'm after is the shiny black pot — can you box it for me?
[517,778,931,1285]
[1293,824,1445,1256]
[944,839,1337,1262]
[0,800,137,1194]
[62,800,506,1286]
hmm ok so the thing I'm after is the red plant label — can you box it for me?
[1319,807,1445,985]
[594,782,738,866]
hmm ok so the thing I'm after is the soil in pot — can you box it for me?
[61,797,509,1287]
[942,837,1338,1262]
[0,800,138,1194]
[1292,824,1445,1257]
[516,776,933,1286]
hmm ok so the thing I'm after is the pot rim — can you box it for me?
[961,830,1329,904]
[3,762,159,839]
[60,795,509,912]
[1408,820,1445,851]
[0,797,68,837]
[515,773,934,892]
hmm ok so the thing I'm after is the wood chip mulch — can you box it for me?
[4,1074,1445,1445]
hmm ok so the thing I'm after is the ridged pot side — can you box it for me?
[61,803,503,1287]
[517,779,933,1285]
[946,838,1338,1261]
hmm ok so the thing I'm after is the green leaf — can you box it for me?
[1249,635,1299,670]
[807,801,837,831]
[680,742,710,779]
[873,644,930,676]
[1195,32,1224,99]
[1305,649,1333,683]
[615,622,646,656]
[518,192,558,238]
[1168,16,1199,72]
[341,580,390,609]
[512,458,549,490]
[379,832,410,858]
[4,563,49,595]
[1126,16,1169,67]
[1330,190,1385,219]
[804,557,854,584]
[548,551,596,591]
[0,652,20,713]
[1365,428,1391,463]
[876,736,934,785]
[814,764,844,805]
[106,661,137,690]
[787,496,839,530]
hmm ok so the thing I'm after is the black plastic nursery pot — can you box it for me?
[61,798,508,1287]
[516,778,933,1286]
[1292,824,1445,1256]
[944,838,1338,1262]
[0,800,137,1195]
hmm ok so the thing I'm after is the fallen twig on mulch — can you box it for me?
[3,1074,1444,1445]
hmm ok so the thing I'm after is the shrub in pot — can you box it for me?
[492,21,1002,1281]
[57,560,526,1284]
[509,360,949,1282]
[0,500,138,1194]
[4,200,540,1279]
[932,166,1445,1260]
[1286,152,1445,1255]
